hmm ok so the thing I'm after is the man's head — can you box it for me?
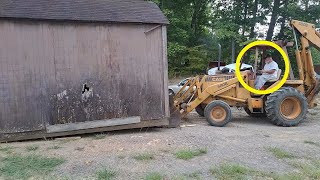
[264,54,273,64]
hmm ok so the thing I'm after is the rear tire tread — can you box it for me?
[265,87,307,127]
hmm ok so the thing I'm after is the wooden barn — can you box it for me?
[0,0,170,142]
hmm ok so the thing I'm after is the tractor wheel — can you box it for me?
[195,104,205,117]
[204,100,232,127]
[244,107,266,117]
[265,87,307,127]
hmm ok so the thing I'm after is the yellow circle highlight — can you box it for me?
[235,40,289,95]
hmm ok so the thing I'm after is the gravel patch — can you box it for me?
[2,106,320,179]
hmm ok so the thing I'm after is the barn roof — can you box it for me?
[0,0,169,24]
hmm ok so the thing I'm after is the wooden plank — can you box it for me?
[0,119,169,143]
[162,26,170,117]
[46,116,141,133]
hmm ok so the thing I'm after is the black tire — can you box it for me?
[195,104,205,117]
[204,100,232,127]
[265,87,307,127]
[244,107,266,117]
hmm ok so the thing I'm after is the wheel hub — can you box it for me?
[211,106,226,122]
[280,97,301,120]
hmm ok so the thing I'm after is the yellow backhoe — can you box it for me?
[171,20,320,127]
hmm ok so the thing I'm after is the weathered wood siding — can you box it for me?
[0,20,168,134]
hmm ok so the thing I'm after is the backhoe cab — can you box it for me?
[171,20,320,127]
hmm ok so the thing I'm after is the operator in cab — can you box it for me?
[255,54,279,90]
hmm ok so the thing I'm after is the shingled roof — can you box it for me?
[0,0,169,24]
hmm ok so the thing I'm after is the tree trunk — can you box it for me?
[303,0,309,10]
[191,0,200,38]
[191,0,208,40]
[249,0,259,39]
[278,0,288,39]
[242,0,249,36]
[266,0,281,41]
[159,0,163,9]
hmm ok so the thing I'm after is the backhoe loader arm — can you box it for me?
[290,20,320,107]
[175,76,242,117]
[291,20,320,51]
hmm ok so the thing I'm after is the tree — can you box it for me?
[266,0,281,40]
[249,0,259,39]
[151,0,320,76]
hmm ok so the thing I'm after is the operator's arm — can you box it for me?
[259,61,278,74]
[259,69,276,74]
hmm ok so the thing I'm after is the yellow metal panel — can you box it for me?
[248,98,263,112]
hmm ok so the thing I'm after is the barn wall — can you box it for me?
[0,20,168,134]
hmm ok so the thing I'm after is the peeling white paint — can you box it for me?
[57,90,67,101]
[82,88,93,102]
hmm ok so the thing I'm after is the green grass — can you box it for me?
[0,154,65,179]
[273,160,320,180]
[172,171,201,180]
[93,133,107,140]
[209,160,320,180]
[96,168,116,180]
[210,164,257,180]
[273,173,305,180]
[118,155,125,159]
[26,145,39,151]
[133,153,155,161]
[144,172,164,180]
[55,137,81,144]
[175,148,207,160]
[47,145,62,150]
[187,172,201,179]
[304,140,320,147]
[268,147,295,159]
[172,176,186,180]
[0,146,14,154]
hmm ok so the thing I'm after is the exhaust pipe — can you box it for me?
[232,40,235,63]
[218,43,221,70]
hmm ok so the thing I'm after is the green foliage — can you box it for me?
[311,47,320,65]
[151,0,320,76]
[0,155,65,179]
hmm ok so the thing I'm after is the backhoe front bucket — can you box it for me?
[168,94,181,128]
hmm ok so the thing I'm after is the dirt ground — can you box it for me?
[1,104,320,179]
